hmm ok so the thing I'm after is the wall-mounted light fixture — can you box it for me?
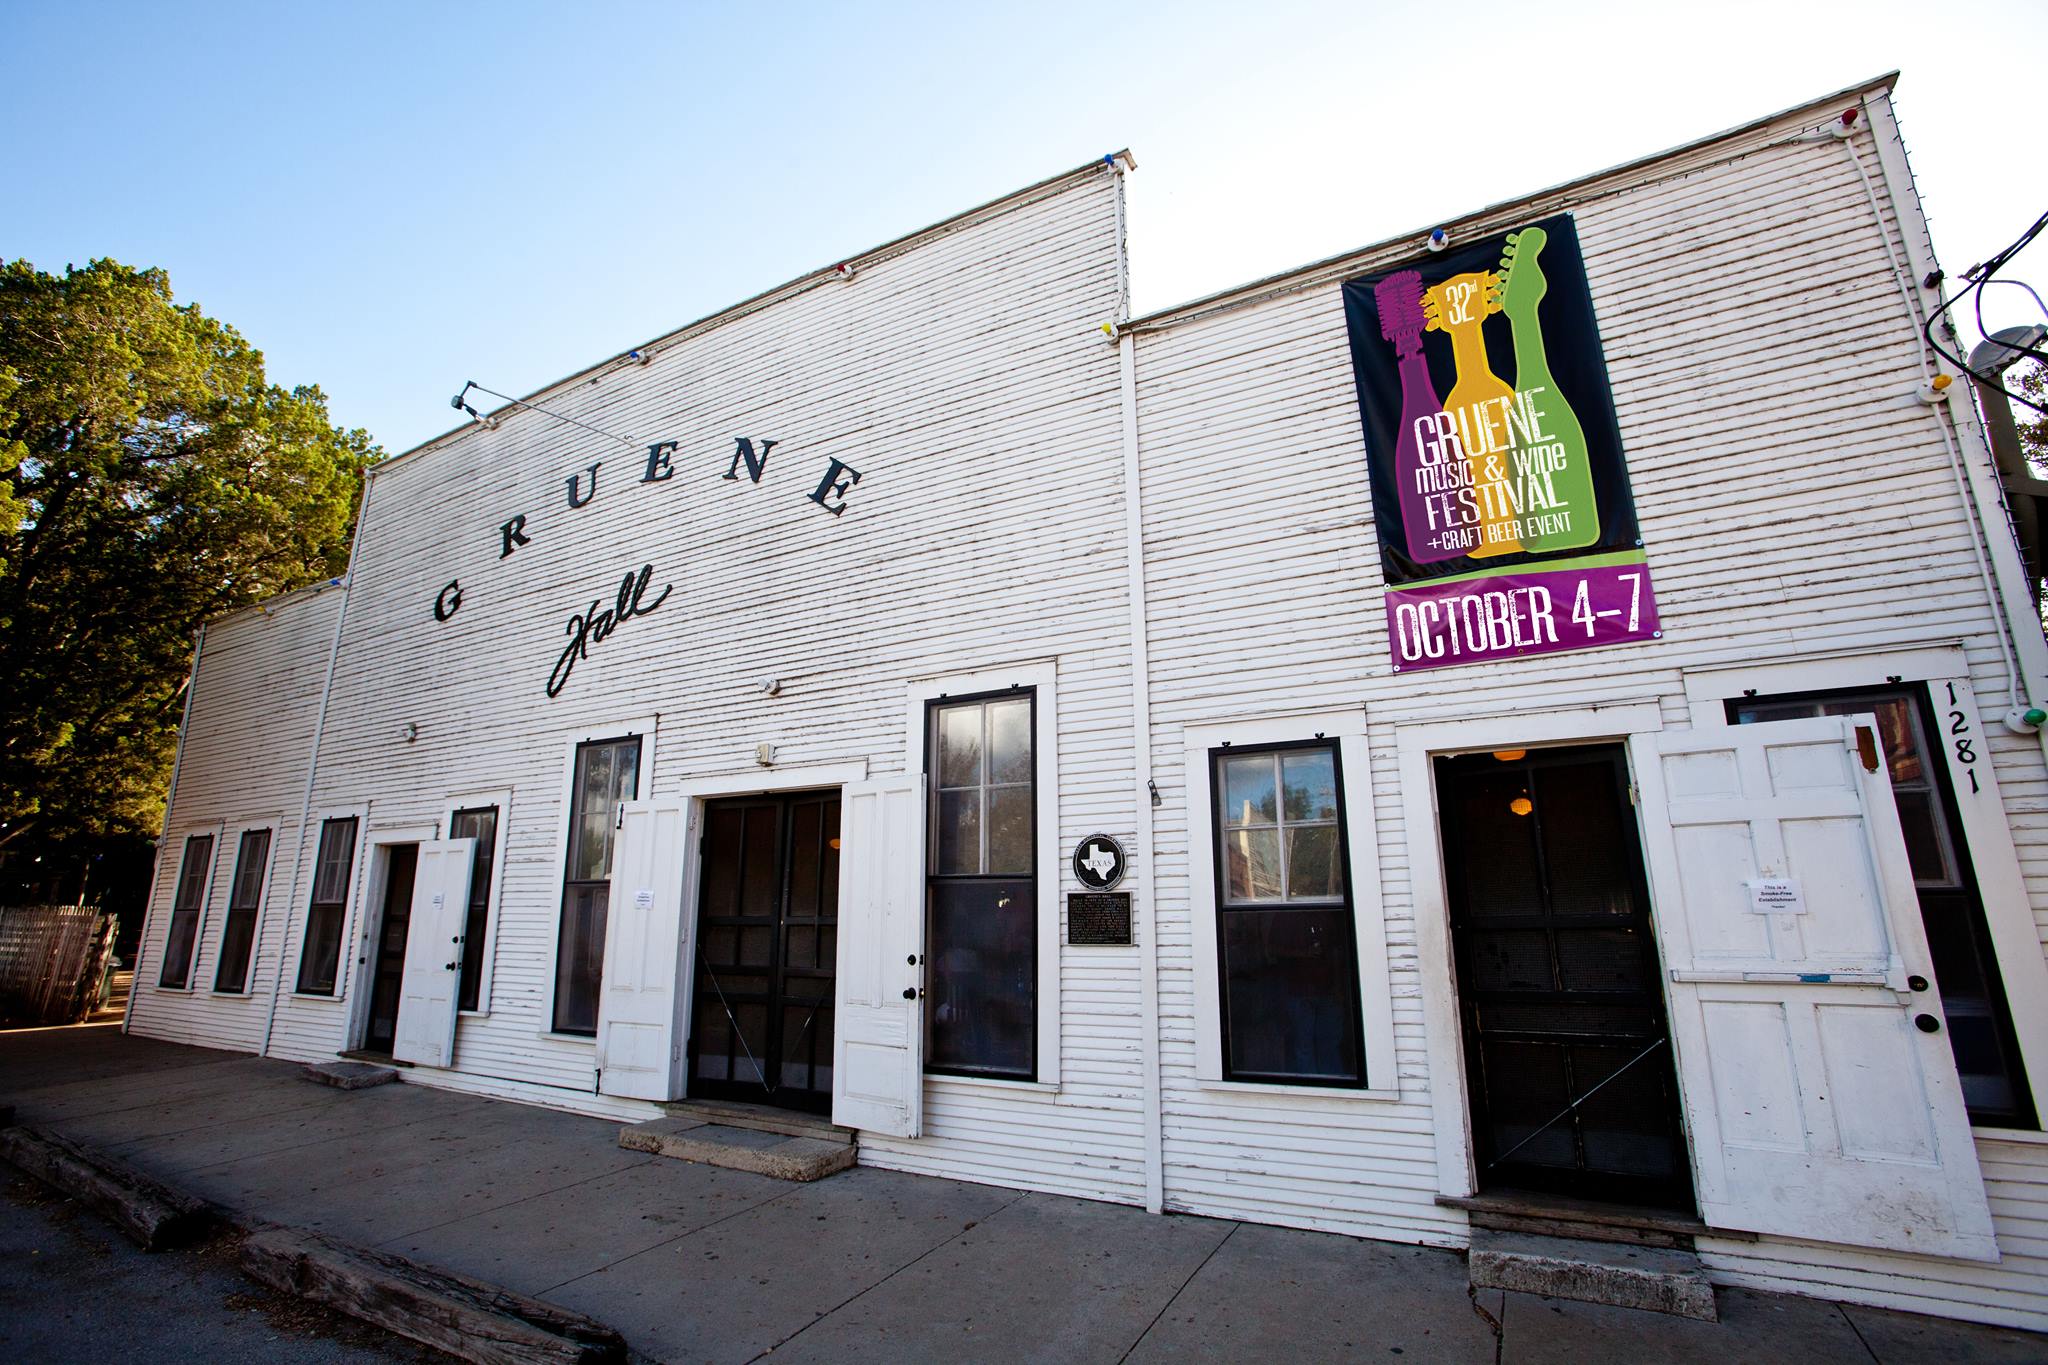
[403,723,419,744]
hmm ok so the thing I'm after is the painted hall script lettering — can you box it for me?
[546,564,672,699]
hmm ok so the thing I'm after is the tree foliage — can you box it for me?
[2016,360,2048,471]
[0,258,376,875]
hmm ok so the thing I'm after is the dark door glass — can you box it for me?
[553,738,640,1035]
[450,807,498,1011]
[1730,687,2038,1129]
[690,792,840,1113]
[363,844,418,1055]
[1438,745,1693,1211]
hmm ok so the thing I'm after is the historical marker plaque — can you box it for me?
[1067,892,1132,946]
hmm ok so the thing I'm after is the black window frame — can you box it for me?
[922,686,1038,1082]
[449,805,500,1013]
[158,833,215,990]
[1727,684,2037,1130]
[212,827,271,995]
[1207,737,1368,1088]
[295,816,360,997]
[552,736,642,1037]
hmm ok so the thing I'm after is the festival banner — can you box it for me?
[1340,214,1659,671]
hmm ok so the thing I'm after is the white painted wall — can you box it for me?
[129,581,344,1050]
[1128,82,2048,1327]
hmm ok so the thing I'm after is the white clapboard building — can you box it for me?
[129,74,2048,1329]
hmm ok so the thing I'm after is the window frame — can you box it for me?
[1185,710,1398,1100]
[1207,737,1368,1087]
[543,718,656,1041]
[905,664,1061,1089]
[923,686,1039,1081]
[445,789,512,1016]
[156,830,220,992]
[211,825,275,996]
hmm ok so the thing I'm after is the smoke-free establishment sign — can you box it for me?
[1340,214,1659,671]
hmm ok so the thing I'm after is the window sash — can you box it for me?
[553,739,640,1035]
[159,835,214,989]
[213,829,270,994]
[296,817,358,996]
[925,691,1037,1079]
[1208,741,1366,1087]
[450,806,499,1012]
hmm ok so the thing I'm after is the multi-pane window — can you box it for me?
[1210,742,1364,1086]
[158,835,214,989]
[553,738,640,1035]
[296,817,359,995]
[450,806,499,1012]
[213,829,270,994]
[926,692,1035,1078]
[1731,688,2036,1128]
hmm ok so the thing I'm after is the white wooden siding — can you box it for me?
[249,163,1148,1204]
[128,582,343,1051]
[1130,90,2048,1325]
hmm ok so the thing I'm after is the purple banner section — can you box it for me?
[1387,560,1659,671]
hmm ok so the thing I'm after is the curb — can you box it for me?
[0,1124,214,1250]
[1,1123,629,1365]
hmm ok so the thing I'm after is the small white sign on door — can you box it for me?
[1744,877,1806,914]
[633,888,654,911]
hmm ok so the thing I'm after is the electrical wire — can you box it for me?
[1926,208,2048,417]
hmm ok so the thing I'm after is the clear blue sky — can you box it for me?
[7,0,2045,457]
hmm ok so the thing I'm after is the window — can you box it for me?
[213,829,270,993]
[450,806,499,1012]
[553,737,640,1035]
[158,835,214,989]
[1209,742,1365,1086]
[925,691,1035,1078]
[1731,687,2037,1128]
[296,817,359,996]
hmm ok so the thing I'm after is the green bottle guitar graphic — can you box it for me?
[1495,226,1599,552]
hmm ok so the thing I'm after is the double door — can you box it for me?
[689,792,840,1113]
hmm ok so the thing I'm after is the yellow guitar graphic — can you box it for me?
[1425,272,1522,557]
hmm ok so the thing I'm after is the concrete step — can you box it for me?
[1468,1228,1718,1321]
[619,1116,855,1182]
[656,1097,852,1144]
[302,1060,399,1090]
[1439,1191,1729,1250]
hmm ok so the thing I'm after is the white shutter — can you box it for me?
[391,838,474,1070]
[832,775,925,1138]
[1631,716,1999,1261]
[595,799,693,1101]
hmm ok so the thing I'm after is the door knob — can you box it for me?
[1907,975,1929,992]
[902,987,919,1000]
[445,962,458,971]
[1915,1014,1941,1033]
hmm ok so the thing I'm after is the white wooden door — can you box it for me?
[832,776,925,1138]
[595,799,693,1101]
[1631,716,1998,1261]
[392,838,475,1070]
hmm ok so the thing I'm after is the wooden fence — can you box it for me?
[0,905,116,1025]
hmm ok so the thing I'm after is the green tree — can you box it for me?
[0,259,376,896]
[2017,360,2048,472]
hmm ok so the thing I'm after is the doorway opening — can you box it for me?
[1435,743,1693,1211]
[688,790,839,1114]
[361,843,419,1057]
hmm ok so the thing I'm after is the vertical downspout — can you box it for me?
[259,469,375,1058]
[127,621,205,1034]
[1110,154,1166,1215]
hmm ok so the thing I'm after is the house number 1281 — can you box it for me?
[1945,680,1981,795]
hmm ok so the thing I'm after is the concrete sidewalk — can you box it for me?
[2,1027,2042,1364]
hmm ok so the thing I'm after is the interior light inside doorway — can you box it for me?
[1492,749,1527,762]
[1509,796,1534,817]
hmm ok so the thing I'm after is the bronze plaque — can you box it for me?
[1067,892,1132,946]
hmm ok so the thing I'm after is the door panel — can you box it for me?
[1632,716,1999,1261]
[362,845,418,1055]
[392,838,475,1070]
[596,800,692,1101]
[833,776,924,1138]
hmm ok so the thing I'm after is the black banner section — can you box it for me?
[1340,214,1639,586]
